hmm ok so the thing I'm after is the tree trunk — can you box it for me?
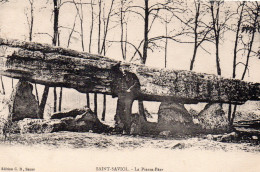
[40,0,59,117]
[228,2,245,125]
[87,0,94,109]
[94,93,98,116]
[165,16,168,68]
[241,30,256,80]
[230,104,237,125]
[50,0,59,113]
[120,0,125,60]
[137,0,149,118]
[0,76,5,95]
[58,87,62,111]
[86,93,90,108]
[190,1,200,71]
[53,87,57,112]
[190,46,198,71]
[216,38,221,76]
[29,0,34,42]
[228,103,232,123]
[102,94,106,121]
[39,86,49,118]
[142,0,149,64]
[34,83,39,105]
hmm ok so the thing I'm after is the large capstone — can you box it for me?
[9,81,39,121]
[196,103,230,133]
[157,102,195,135]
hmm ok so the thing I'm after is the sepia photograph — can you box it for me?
[0,0,259,171]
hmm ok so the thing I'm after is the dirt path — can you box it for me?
[0,132,260,172]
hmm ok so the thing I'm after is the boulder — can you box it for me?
[3,107,111,134]
[17,118,65,134]
[61,109,110,132]
[9,81,39,121]
[157,102,196,135]
[51,108,89,119]
[129,113,143,135]
[196,103,230,133]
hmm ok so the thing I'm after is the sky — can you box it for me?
[0,0,259,82]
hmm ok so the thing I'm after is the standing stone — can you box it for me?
[157,102,195,135]
[196,103,230,133]
[0,93,11,134]
[9,81,39,121]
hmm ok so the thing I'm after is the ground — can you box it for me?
[0,132,260,172]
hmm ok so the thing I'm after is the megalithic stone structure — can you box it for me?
[0,38,260,133]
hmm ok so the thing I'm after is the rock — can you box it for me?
[159,130,171,137]
[9,81,39,121]
[12,108,111,134]
[157,102,195,135]
[196,103,230,134]
[206,134,214,140]
[51,108,90,119]
[130,113,142,135]
[17,118,64,134]
[0,94,10,118]
[252,135,258,140]
[171,143,185,149]
[0,94,12,134]
[57,108,110,133]
[219,132,238,142]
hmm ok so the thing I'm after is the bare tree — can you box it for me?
[25,0,40,105]
[187,0,213,71]
[120,0,126,60]
[39,0,60,117]
[86,0,95,109]
[241,2,259,80]
[228,1,246,124]
[123,0,185,118]
[208,0,233,76]
[101,0,115,121]
[210,0,221,75]
[228,2,259,125]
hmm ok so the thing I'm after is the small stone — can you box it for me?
[193,118,199,124]
[159,130,171,137]
[171,143,185,149]
[252,136,258,140]
[206,134,214,140]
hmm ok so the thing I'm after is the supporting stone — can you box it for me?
[9,81,40,121]
[196,103,230,133]
[115,93,135,133]
[157,102,196,135]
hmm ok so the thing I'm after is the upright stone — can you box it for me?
[157,102,195,135]
[0,93,11,134]
[9,81,39,121]
[196,103,230,133]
